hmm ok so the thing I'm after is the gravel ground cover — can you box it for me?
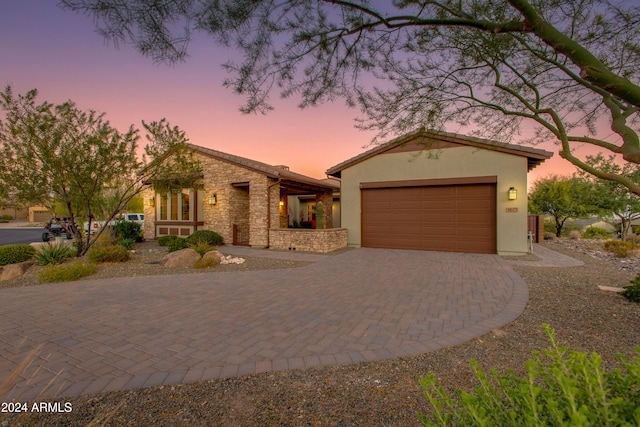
[0,241,312,290]
[2,239,639,426]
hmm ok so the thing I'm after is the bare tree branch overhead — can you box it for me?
[60,0,640,194]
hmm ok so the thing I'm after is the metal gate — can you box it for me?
[233,224,249,246]
[527,215,544,243]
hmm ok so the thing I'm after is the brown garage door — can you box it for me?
[361,183,496,253]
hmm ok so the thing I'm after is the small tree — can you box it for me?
[575,154,640,241]
[529,176,598,237]
[0,87,201,255]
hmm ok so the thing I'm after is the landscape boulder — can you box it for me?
[160,248,201,268]
[0,260,35,281]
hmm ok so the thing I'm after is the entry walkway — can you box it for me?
[504,243,584,267]
[1,247,538,401]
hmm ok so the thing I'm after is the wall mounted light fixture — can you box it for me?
[208,193,217,205]
[148,197,155,207]
[279,200,285,207]
[508,187,517,200]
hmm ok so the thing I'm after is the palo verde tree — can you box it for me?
[61,0,640,193]
[528,175,599,237]
[0,87,201,255]
[575,154,640,240]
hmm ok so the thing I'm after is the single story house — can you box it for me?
[142,144,346,252]
[326,130,553,255]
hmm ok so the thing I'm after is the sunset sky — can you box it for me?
[1,1,589,185]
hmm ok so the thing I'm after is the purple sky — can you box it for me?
[2,1,581,182]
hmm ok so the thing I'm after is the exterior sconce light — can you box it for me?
[508,187,517,200]
[279,200,285,207]
[208,193,217,205]
[148,197,155,207]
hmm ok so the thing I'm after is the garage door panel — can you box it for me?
[361,183,496,253]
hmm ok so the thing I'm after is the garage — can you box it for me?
[326,130,553,255]
[361,181,496,253]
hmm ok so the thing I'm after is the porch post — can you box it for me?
[316,190,333,229]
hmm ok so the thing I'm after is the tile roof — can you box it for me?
[188,143,339,191]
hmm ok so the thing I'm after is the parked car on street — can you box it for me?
[42,217,74,241]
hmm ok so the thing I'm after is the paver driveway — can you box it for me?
[0,248,527,400]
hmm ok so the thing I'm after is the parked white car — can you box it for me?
[84,213,144,235]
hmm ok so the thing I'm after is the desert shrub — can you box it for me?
[38,260,97,282]
[92,232,116,247]
[1,214,12,220]
[621,274,640,303]
[186,230,224,246]
[113,221,142,242]
[0,244,36,266]
[118,238,135,250]
[34,243,75,265]
[194,257,218,269]
[189,241,215,256]
[583,226,612,239]
[86,244,130,263]
[543,232,556,240]
[568,229,581,239]
[604,240,636,258]
[158,235,179,246]
[418,325,640,426]
[167,237,189,252]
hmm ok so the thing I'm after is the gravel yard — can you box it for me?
[2,239,639,426]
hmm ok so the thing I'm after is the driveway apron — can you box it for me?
[0,248,527,400]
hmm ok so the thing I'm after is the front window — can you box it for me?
[156,189,196,222]
[181,190,190,221]
[159,195,168,220]
[170,192,179,220]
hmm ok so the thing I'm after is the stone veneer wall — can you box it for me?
[197,152,273,247]
[269,228,347,253]
[141,187,155,241]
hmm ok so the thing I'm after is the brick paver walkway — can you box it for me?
[1,247,534,401]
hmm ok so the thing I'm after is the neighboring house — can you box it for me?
[326,130,553,255]
[143,144,341,250]
[28,206,51,223]
[0,204,28,220]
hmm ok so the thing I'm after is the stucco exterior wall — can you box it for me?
[340,146,529,255]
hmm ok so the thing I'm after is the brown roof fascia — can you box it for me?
[326,130,553,177]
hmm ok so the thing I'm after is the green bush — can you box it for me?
[34,242,75,265]
[186,230,224,246]
[118,238,135,250]
[86,244,130,263]
[0,244,36,266]
[189,241,215,256]
[167,237,189,252]
[583,226,612,239]
[418,325,640,426]
[1,214,12,220]
[158,235,179,246]
[194,257,218,269]
[621,274,640,303]
[603,240,636,258]
[113,221,142,242]
[38,260,97,282]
